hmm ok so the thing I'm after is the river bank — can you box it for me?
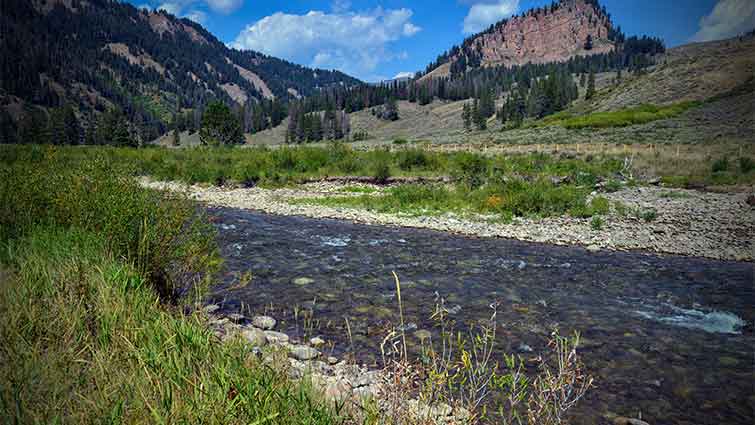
[143,179,754,261]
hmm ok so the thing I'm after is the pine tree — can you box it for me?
[462,103,471,130]
[585,70,596,100]
[579,72,586,88]
[199,101,243,146]
[171,128,180,146]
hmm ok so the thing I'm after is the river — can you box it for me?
[207,206,753,425]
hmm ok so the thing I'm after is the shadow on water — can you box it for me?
[207,206,754,425]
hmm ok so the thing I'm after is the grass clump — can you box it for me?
[0,229,340,424]
[0,150,343,424]
[590,216,604,231]
[539,101,700,129]
[0,148,218,300]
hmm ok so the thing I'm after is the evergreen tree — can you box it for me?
[579,72,586,88]
[462,103,471,130]
[585,70,596,100]
[171,128,180,146]
[199,101,244,146]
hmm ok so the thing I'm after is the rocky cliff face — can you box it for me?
[472,0,614,66]
[422,0,615,81]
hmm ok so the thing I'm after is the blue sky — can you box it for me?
[128,0,755,81]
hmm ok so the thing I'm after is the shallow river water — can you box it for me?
[207,206,753,425]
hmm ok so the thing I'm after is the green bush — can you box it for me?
[738,156,754,174]
[641,208,658,222]
[0,151,218,300]
[372,158,392,184]
[453,153,488,188]
[397,149,430,171]
[591,216,604,231]
[712,157,729,173]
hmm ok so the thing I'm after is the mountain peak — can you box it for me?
[423,0,618,80]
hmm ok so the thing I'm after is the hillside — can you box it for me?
[250,34,753,148]
[585,35,755,111]
[0,0,360,140]
[421,0,619,80]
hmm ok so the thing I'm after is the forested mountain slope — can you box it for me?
[0,0,360,142]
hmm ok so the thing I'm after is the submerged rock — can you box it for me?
[290,345,320,361]
[264,330,289,344]
[310,336,326,347]
[252,315,276,330]
[293,277,315,286]
[241,328,267,347]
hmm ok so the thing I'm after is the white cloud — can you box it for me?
[393,71,415,79]
[146,0,243,19]
[462,0,519,34]
[691,0,755,42]
[231,7,421,81]
[204,0,243,14]
[184,9,208,24]
[157,2,182,15]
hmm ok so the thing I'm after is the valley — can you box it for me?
[1,0,753,424]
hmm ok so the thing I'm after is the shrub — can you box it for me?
[393,138,408,145]
[591,216,604,230]
[641,208,658,222]
[604,180,623,193]
[397,149,430,171]
[739,156,754,174]
[712,157,729,173]
[0,153,218,301]
[590,196,610,215]
[452,153,488,188]
[373,158,392,184]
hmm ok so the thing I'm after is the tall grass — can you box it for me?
[538,101,701,129]
[0,150,344,424]
[0,147,218,300]
[0,144,623,189]
[0,228,341,424]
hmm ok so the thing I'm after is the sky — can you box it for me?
[128,0,755,82]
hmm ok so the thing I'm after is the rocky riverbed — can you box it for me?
[202,307,470,424]
[142,179,753,261]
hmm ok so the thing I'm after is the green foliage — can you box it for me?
[739,156,755,174]
[0,228,341,424]
[539,101,701,129]
[640,208,657,222]
[372,157,392,184]
[590,215,604,231]
[0,148,218,300]
[453,152,488,188]
[200,101,244,146]
[711,157,729,173]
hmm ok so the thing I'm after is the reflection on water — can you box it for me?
[207,206,754,425]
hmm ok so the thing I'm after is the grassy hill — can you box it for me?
[249,34,753,148]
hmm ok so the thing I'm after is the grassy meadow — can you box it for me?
[0,150,345,424]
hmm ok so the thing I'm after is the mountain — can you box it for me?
[421,0,625,81]
[0,0,361,141]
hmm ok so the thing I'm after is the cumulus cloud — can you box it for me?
[393,71,415,79]
[184,9,208,24]
[230,7,421,81]
[691,0,755,42]
[146,0,243,20]
[462,0,519,34]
